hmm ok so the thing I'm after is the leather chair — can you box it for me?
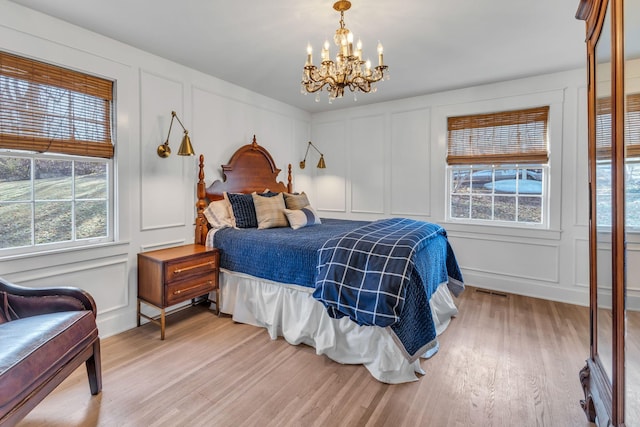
[0,278,101,426]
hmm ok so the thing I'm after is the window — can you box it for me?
[595,93,640,229]
[446,106,549,226]
[0,51,114,252]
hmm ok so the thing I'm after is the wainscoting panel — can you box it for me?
[7,256,129,316]
[449,235,560,283]
[390,108,431,217]
[350,115,384,214]
[313,121,347,212]
[140,70,187,230]
[627,242,640,293]
[191,87,299,188]
[574,238,590,289]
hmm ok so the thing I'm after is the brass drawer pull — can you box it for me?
[173,260,216,275]
[172,281,213,295]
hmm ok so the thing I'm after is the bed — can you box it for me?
[194,136,464,384]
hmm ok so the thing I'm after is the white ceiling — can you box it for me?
[9,0,588,113]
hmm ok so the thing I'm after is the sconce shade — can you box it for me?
[157,111,195,158]
[178,133,195,156]
[300,141,327,169]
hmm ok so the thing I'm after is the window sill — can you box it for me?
[0,240,130,263]
[443,221,562,241]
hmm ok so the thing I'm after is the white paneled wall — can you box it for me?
[312,121,347,212]
[309,72,605,308]
[390,109,431,217]
[350,115,385,214]
[0,2,310,338]
[140,70,189,230]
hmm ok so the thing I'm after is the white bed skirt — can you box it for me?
[210,269,459,384]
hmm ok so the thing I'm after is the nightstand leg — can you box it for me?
[160,308,166,340]
[137,299,141,327]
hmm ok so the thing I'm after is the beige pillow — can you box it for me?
[284,205,321,230]
[203,199,234,229]
[284,192,310,210]
[252,192,288,229]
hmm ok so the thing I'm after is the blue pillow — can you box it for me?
[226,193,257,228]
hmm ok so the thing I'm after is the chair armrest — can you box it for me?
[0,278,97,320]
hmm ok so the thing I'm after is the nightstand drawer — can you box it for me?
[165,255,218,284]
[166,276,216,306]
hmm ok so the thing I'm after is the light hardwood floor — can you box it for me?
[18,286,598,427]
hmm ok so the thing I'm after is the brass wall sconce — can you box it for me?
[157,111,195,158]
[300,141,326,169]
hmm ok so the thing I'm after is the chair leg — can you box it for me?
[85,338,102,395]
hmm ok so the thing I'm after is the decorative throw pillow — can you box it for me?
[203,199,233,229]
[284,205,321,230]
[224,192,257,228]
[252,192,288,229]
[260,190,280,197]
[284,192,310,210]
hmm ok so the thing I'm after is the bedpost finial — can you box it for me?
[252,135,258,147]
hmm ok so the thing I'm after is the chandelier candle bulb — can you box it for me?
[377,42,384,66]
[306,44,313,65]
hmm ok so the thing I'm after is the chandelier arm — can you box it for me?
[303,73,341,93]
[351,84,371,94]
[302,80,329,93]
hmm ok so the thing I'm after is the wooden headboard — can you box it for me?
[195,135,293,244]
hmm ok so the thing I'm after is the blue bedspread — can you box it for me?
[212,217,464,362]
[212,218,368,287]
[313,218,464,360]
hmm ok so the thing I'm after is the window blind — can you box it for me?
[447,106,549,165]
[0,51,114,159]
[596,93,640,158]
[628,93,640,157]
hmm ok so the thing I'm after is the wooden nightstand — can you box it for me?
[137,244,219,339]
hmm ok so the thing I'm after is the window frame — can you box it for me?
[444,105,552,229]
[0,51,115,255]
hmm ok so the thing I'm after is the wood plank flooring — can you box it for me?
[17,286,599,427]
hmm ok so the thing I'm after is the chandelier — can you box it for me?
[301,0,389,102]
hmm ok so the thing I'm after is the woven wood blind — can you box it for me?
[629,94,640,156]
[447,106,549,165]
[0,51,114,158]
[596,93,640,158]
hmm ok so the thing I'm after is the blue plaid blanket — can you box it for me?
[313,217,463,360]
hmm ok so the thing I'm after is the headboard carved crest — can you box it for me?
[195,135,293,244]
